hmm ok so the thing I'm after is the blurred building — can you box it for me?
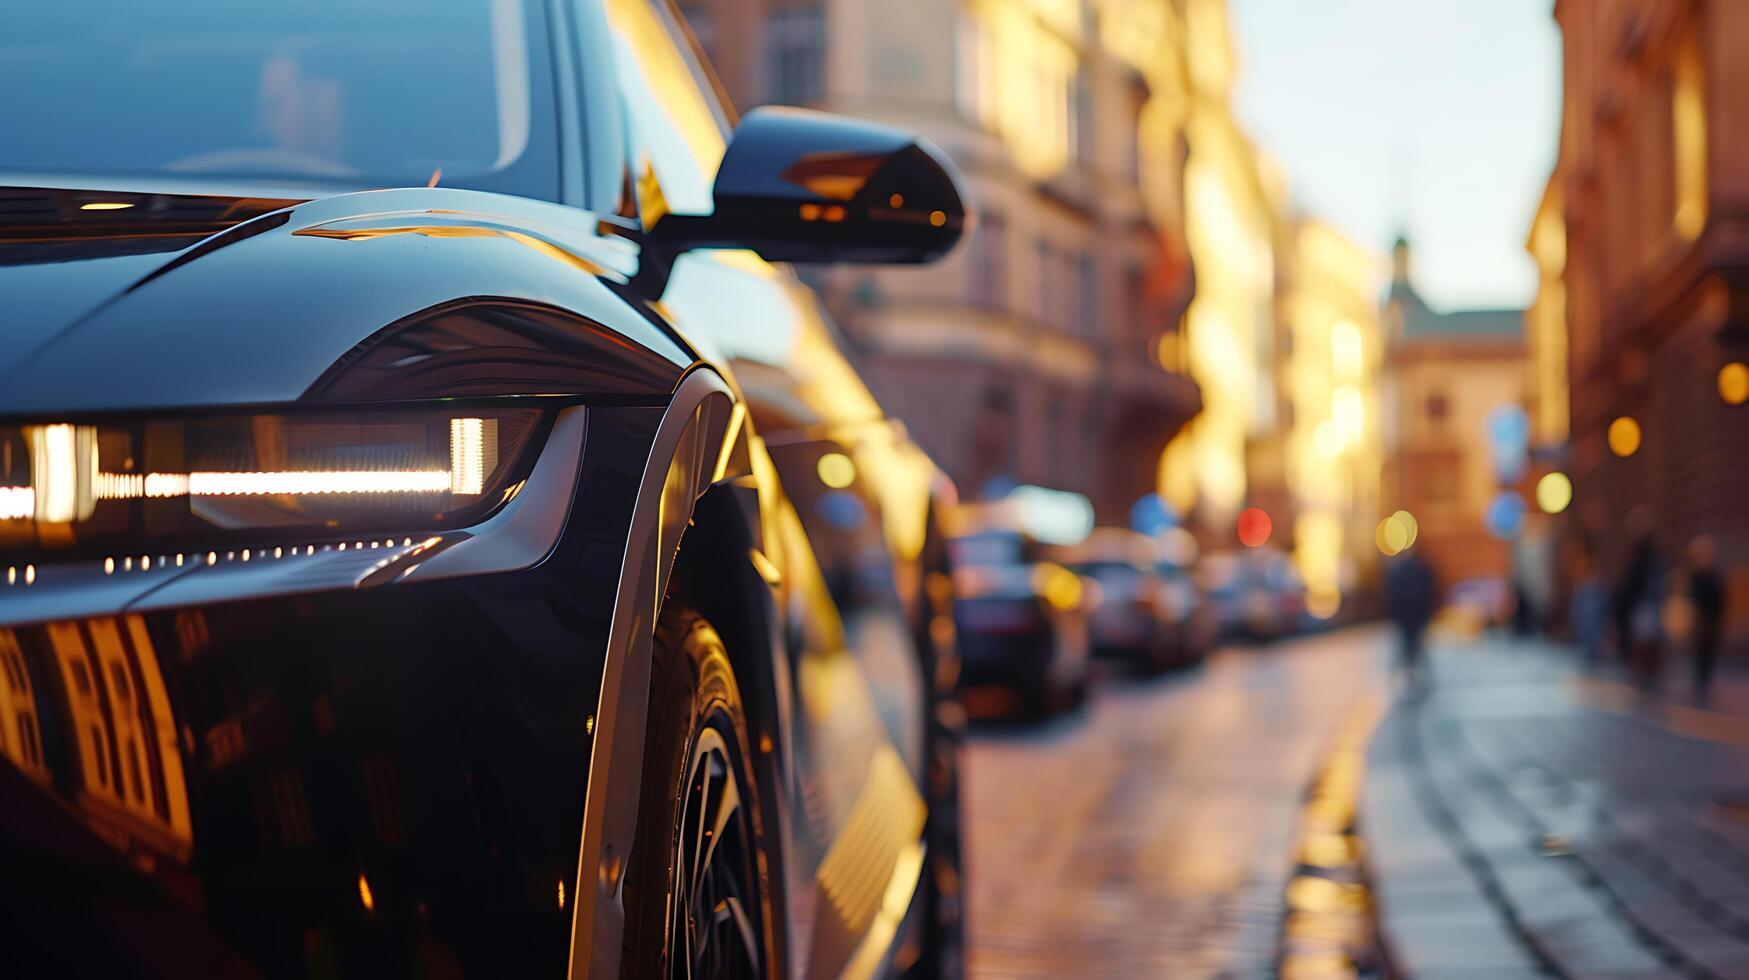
[678,0,1201,522]
[1383,238,1527,589]
[1537,0,1749,628]
[1157,0,1283,541]
[1277,220,1384,618]
[1525,182,1569,459]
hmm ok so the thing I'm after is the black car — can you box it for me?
[0,1,967,976]
[947,510,1091,721]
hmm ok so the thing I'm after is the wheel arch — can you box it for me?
[567,366,793,978]
[662,481,796,974]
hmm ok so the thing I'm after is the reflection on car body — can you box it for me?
[0,0,968,976]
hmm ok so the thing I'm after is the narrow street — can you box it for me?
[963,627,1395,977]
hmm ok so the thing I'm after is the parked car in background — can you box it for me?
[949,506,1091,720]
[1157,531,1218,666]
[1052,528,1210,674]
[1201,547,1308,642]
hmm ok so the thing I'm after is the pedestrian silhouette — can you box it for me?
[1687,535,1726,704]
[1385,547,1437,690]
[1570,535,1608,665]
[1613,510,1665,689]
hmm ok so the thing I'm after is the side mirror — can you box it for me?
[653,106,968,264]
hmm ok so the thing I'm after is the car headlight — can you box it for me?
[0,405,547,560]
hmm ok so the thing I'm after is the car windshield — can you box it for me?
[0,0,555,198]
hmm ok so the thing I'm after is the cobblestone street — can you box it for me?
[963,628,1394,977]
[964,630,1749,978]
[1367,642,1749,979]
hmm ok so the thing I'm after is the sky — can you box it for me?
[1227,0,1563,312]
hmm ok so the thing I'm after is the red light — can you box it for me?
[1237,507,1272,548]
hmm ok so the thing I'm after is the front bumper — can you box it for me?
[0,404,664,977]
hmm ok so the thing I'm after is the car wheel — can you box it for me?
[901,699,965,979]
[623,608,771,979]
[903,565,966,979]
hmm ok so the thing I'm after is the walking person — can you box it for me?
[1688,535,1726,704]
[1613,512,1665,688]
[1570,538,1609,666]
[1385,547,1437,692]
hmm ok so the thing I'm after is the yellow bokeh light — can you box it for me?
[1392,510,1418,549]
[816,452,856,489]
[1031,562,1084,611]
[1536,472,1573,515]
[1375,519,1402,556]
[1375,511,1418,557]
[1719,363,1749,406]
[1608,416,1642,457]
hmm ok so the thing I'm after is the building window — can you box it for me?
[1077,251,1099,337]
[88,724,108,788]
[1036,239,1054,326]
[70,659,92,697]
[1124,81,1146,182]
[766,5,825,105]
[17,713,41,768]
[1673,34,1707,240]
[108,662,131,702]
[1072,68,1094,166]
[973,211,1007,310]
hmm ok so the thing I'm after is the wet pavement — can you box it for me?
[1366,641,1749,979]
[962,626,1395,977]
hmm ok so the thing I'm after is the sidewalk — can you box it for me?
[1362,639,1749,979]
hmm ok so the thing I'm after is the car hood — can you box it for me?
[0,185,301,374]
[0,183,681,416]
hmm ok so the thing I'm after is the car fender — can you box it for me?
[569,366,771,978]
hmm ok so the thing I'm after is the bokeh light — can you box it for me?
[1374,510,1418,556]
[1607,416,1641,457]
[816,451,856,488]
[1535,471,1573,514]
[1485,492,1528,540]
[1719,362,1749,406]
[1030,562,1084,611]
[1237,507,1273,548]
[1306,590,1341,620]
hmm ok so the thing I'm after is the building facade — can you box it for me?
[1536,0,1749,625]
[1383,239,1527,590]
[1156,0,1282,539]
[1277,219,1384,618]
[678,0,1201,522]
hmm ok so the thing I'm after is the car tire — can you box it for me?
[622,608,772,979]
[901,699,966,979]
[903,562,966,979]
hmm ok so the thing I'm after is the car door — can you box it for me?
[587,0,931,974]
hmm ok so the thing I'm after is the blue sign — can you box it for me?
[1485,491,1527,540]
[1487,405,1531,483]
[1130,493,1179,536]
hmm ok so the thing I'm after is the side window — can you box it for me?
[600,0,731,220]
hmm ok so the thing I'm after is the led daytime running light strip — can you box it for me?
[188,470,453,496]
[0,417,498,523]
